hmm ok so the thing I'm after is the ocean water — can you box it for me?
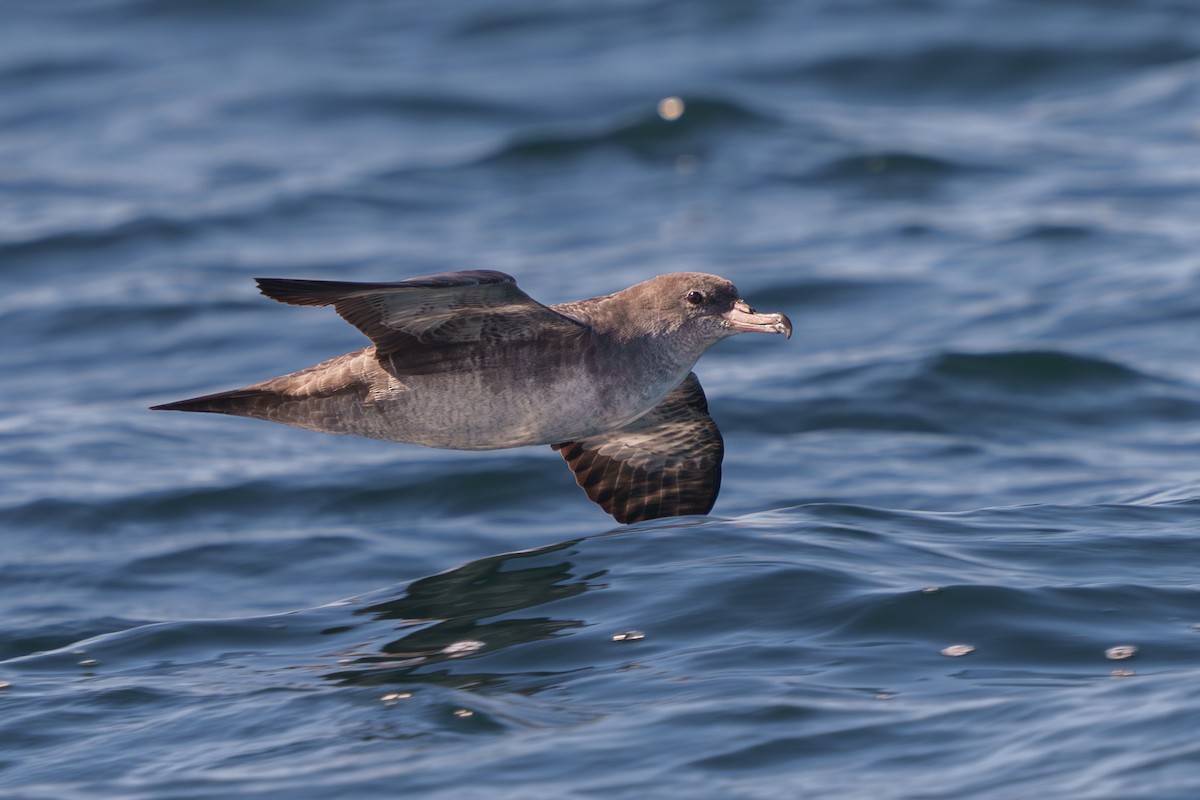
[3,0,1200,797]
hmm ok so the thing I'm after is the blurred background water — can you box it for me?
[2,1,1200,797]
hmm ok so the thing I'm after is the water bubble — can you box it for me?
[453,709,474,719]
[1105,645,1137,660]
[612,631,645,642]
[657,97,685,122]
[79,659,99,668]
[941,644,974,657]
[921,587,941,595]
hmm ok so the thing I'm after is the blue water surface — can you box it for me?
[2,1,1200,798]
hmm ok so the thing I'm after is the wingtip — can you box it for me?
[149,399,198,412]
[150,397,197,411]
[254,277,325,305]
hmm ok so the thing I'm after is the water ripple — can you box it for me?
[4,502,1199,796]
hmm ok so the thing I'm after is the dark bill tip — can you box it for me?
[725,304,793,338]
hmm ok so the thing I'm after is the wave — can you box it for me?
[4,495,1198,796]
[746,40,1200,99]
[480,96,778,164]
[0,55,123,87]
[923,350,1146,390]
[0,459,573,535]
[751,276,931,310]
[1006,223,1098,242]
[0,215,198,267]
[777,150,1010,200]
[721,349,1200,438]
[0,615,149,664]
[0,300,253,340]
[95,0,325,20]
[0,192,385,269]
[220,87,527,125]
[806,151,989,182]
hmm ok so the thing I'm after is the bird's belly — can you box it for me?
[367,368,677,450]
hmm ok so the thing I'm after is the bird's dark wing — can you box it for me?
[255,270,586,375]
[551,373,723,524]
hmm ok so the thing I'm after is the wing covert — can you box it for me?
[255,270,585,375]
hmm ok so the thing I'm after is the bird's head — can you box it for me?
[630,272,792,345]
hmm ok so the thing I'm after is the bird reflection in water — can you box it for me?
[324,540,599,689]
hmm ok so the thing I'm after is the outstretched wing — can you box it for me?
[552,373,724,524]
[255,270,586,375]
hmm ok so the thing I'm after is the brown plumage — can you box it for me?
[152,270,791,524]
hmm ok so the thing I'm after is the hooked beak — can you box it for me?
[724,299,793,339]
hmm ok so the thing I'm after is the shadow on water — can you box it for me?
[324,539,599,689]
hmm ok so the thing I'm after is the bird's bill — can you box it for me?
[724,300,793,339]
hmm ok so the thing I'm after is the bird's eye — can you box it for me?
[686,290,705,305]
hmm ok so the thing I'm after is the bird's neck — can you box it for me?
[559,297,699,360]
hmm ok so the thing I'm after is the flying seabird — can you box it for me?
[151,270,792,523]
